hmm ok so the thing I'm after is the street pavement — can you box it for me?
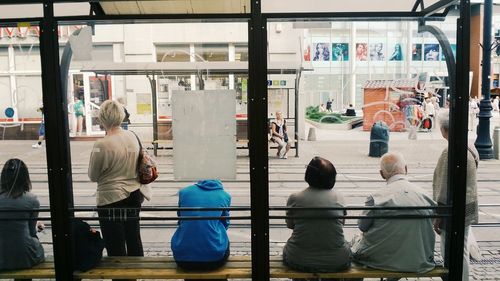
[1,118,500,280]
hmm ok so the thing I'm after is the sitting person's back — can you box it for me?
[171,179,231,270]
[353,152,436,273]
[0,159,44,270]
[345,104,356,116]
[283,157,351,272]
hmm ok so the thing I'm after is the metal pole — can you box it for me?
[447,0,471,280]
[40,2,74,280]
[295,71,300,157]
[148,75,159,156]
[475,0,494,159]
[249,0,270,279]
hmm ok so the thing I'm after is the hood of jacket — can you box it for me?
[195,179,224,191]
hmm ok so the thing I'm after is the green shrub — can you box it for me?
[305,106,357,124]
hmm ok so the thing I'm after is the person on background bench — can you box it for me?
[0,158,45,271]
[271,111,292,159]
[352,152,436,280]
[171,179,231,281]
[345,104,356,116]
[89,100,151,281]
[283,157,352,280]
[433,110,479,281]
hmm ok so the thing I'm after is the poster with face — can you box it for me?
[355,43,368,61]
[331,43,349,61]
[412,44,422,61]
[369,43,385,61]
[313,43,330,61]
[441,44,456,61]
[424,44,440,61]
[389,43,403,61]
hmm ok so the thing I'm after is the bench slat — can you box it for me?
[94,261,252,269]
[270,267,448,278]
[75,268,252,279]
[0,256,448,280]
[0,268,55,279]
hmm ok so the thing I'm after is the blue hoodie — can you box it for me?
[171,180,231,262]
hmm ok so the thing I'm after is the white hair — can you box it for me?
[380,152,406,178]
[438,109,450,131]
[99,100,125,130]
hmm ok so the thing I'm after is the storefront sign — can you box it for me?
[0,25,84,39]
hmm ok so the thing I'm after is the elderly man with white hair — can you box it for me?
[352,152,436,277]
[433,110,479,281]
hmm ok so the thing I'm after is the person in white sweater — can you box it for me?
[88,100,148,266]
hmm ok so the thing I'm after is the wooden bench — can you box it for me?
[0,256,448,280]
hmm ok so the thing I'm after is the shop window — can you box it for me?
[156,44,191,62]
[0,77,10,114]
[194,44,229,62]
[235,44,248,61]
[15,75,42,119]
[14,45,41,71]
[0,47,8,71]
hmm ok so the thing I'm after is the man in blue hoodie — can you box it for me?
[171,179,231,279]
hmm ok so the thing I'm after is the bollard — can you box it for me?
[307,127,316,141]
[494,126,500,159]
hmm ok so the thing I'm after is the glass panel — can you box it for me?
[262,0,441,13]
[0,25,52,271]
[268,17,461,278]
[57,22,251,278]
[99,0,251,15]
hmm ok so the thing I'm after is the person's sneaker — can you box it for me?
[282,154,288,159]
[32,143,42,148]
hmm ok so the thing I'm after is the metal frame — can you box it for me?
[39,2,74,280]
[0,0,469,280]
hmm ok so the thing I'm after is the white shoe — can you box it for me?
[32,143,42,148]
[282,154,288,159]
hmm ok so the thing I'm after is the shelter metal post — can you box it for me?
[295,71,300,157]
[249,0,270,280]
[446,0,471,280]
[148,75,159,156]
[40,1,74,280]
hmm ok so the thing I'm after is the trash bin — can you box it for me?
[369,121,389,157]
[494,126,500,159]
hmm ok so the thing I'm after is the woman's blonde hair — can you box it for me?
[99,100,125,130]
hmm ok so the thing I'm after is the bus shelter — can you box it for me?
[0,0,472,280]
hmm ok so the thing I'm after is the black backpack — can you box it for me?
[71,219,105,272]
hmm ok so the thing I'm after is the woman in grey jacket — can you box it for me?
[0,158,45,270]
[283,157,352,275]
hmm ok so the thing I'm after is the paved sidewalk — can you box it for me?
[2,118,500,280]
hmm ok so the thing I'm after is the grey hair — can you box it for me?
[438,109,450,131]
[99,100,125,130]
[380,152,406,178]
